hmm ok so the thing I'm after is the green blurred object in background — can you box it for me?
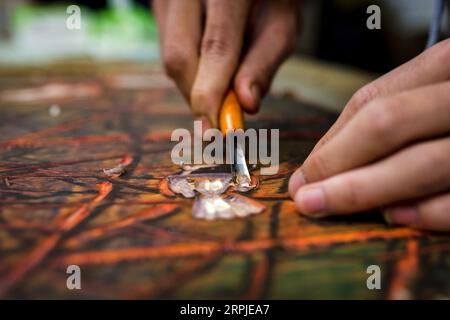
[0,1,159,64]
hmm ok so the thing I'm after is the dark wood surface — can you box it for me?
[0,62,449,299]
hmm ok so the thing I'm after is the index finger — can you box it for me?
[190,0,251,127]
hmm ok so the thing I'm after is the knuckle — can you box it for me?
[190,87,222,113]
[335,176,361,209]
[202,26,231,56]
[364,98,400,139]
[163,46,190,79]
[347,84,381,113]
[304,151,330,181]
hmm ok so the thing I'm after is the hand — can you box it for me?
[289,39,450,231]
[153,0,299,127]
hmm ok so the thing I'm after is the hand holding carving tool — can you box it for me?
[219,90,252,191]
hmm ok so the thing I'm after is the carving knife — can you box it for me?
[219,90,252,190]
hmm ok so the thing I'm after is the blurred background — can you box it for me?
[0,0,448,73]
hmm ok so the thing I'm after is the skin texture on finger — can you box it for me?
[161,0,202,101]
[385,193,450,231]
[294,137,450,216]
[299,81,450,183]
[234,0,298,113]
[311,38,450,153]
[190,0,251,128]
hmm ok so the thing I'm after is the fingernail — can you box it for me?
[288,169,306,198]
[384,206,418,227]
[295,186,326,215]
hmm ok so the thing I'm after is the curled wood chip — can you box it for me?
[193,193,265,220]
[3,177,11,187]
[165,164,264,220]
[103,164,127,177]
[102,154,133,178]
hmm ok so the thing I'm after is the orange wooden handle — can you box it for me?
[219,90,244,136]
